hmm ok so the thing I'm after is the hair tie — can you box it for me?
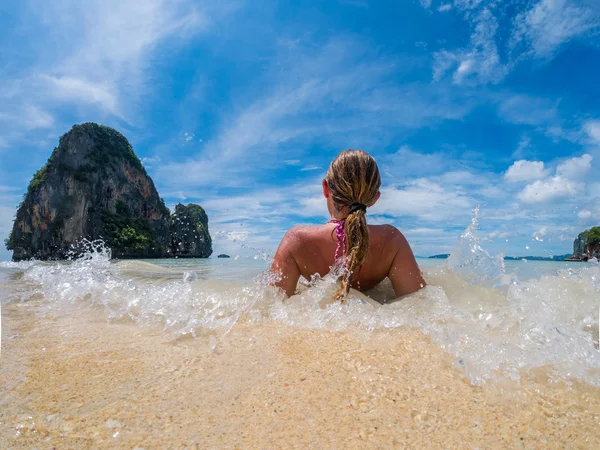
[348,202,367,214]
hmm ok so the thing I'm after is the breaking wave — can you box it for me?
[1,212,599,387]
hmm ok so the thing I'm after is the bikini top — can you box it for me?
[329,202,367,262]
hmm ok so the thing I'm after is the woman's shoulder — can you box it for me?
[369,224,410,246]
[369,223,403,235]
[285,224,326,235]
[280,224,328,244]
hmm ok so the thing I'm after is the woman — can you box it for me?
[270,149,425,301]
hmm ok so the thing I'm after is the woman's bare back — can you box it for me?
[270,222,425,298]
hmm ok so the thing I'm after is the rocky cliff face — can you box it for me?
[573,233,587,255]
[571,226,600,261]
[168,204,212,258]
[5,123,212,261]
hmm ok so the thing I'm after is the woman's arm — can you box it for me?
[270,229,301,297]
[387,228,426,297]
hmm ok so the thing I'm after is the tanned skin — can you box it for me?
[270,180,426,299]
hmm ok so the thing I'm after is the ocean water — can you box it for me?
[2,215,600,447]
[1,224,599,389]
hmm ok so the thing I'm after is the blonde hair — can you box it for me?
[325,150,381,302]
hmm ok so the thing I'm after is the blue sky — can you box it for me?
[1,0,600,261]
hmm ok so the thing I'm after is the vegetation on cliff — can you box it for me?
[6,123,211,261]
[79,123,146,173]
[571,226,600,260]
[101,200,164,258]
[581,227,600,249]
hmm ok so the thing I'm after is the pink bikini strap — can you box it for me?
[330,219,346,262]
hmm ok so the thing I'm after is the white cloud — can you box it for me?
[576,196,600,223]
[0,104,54,131]
[488,230,511,240]
[478,185,506,199]
[584,120,600,144]
[141,156,161,168]
[433,7,506,85]
[512,135,531,159]
[590,183,600,198]
[505,160,549,182]
[406,227,446,235]
[382,146,447,178]
[438,4,452,12]
[218,231,248,242]
[211,221,278,257]
[517,176,577,203]
[300,165,322,172]
[373,179,473,221]
[23,105,54,129]
[453,0,483,9]
[40,76,120,116]
[434,0,599,85]
[439,170,488,186]
[532,226,548,241]
[201,191,286,223]
[555,154,592,179]
[38,0,208,79]
[297,196,329,219]
[510,0,600,59]
[419,0,432,9]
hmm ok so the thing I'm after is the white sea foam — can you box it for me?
[1,214,599,387]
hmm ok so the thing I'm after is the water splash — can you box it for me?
[447,206,505,283]
[2,237,599,387]
[65,238,112,261]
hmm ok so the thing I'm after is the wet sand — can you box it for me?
[1,302,600,449]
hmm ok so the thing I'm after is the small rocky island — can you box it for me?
[5,123,212,261]
[567,226,600,261]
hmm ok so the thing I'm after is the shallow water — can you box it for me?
[1,220,600,447]
[2,250,598,387]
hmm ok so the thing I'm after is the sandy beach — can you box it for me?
[2,0,600,448]
[2,300,599,449]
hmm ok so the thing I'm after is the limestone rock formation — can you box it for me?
[5,123,212,261]
[569,226,600,261]
[168,204,212,258]
[573,232,587,256]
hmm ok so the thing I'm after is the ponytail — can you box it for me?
[333,208,370,302]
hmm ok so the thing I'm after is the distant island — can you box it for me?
[427,226,600,262]
[504,254,573,261]
[427,254,573,261]
[5,123,212,261]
